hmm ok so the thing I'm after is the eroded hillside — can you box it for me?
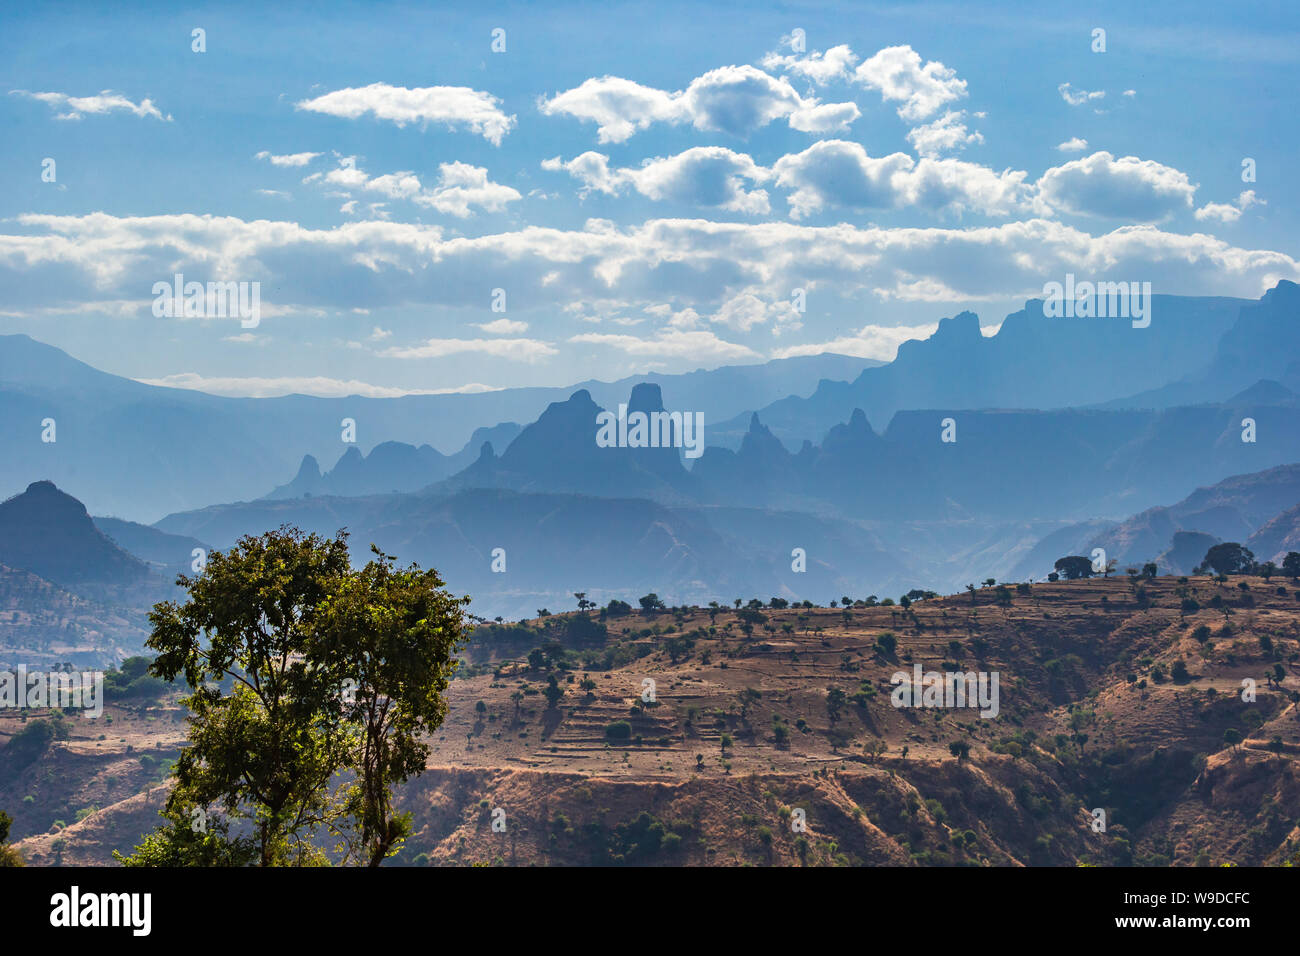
[6,575,1300,866]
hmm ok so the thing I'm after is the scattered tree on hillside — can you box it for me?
[1283,552,1300,580]
[1054,556,1094,580]
[1202,543,1256,576]
[639,593,666,614]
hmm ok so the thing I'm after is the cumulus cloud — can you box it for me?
[11,89,170,121]
[761,43,858,85]
[255,151,321,167]
[854,46,967,121]
[1035,151,1196,221]
[1058,83,1105,106]
[710,292,802,333]
[765,43,979,156]
[1195,189,1265,224]
[3,213,1294,332]
[906,110,984,157]
[773,140,1029,219]
[305,157,520,217]
[1056,137,1088,152]
[295,83,515,144]
[537,77,681,144]
[538,65,857,142]
[544,147,771,213]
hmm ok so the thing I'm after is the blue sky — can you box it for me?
[1,0,1297,397]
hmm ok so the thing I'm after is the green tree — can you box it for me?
[1202,543,1255,576]
[543,674,565,708]
[826,687,846,723]
[1283,552,1300,580]
[1054,556,1094,580]
[138,526,353,867]
[639,593,666,614]
[0,810,23,867]
[312,545,470,866]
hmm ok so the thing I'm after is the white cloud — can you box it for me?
[412,162,522,218]
[787,100,861,134]
[477,318,529,334]
[1195,189,1265,223]
[773,140,1029,219]
[569,328,760,361]
[256,189,292,199]
[379,337,557,362]
[545,147,771,213]
[762,43,858,85]
[5,213,1295,335]
[11,89,170,121]
[538,65,858,142]
[537,76,682,144]
[770,323,938,361]
[1036,151,1196,221]
[1056,137,1088,152]
[854,46,968,121]
[306,157,520,217]
[295,83,515,144]
[710,292,801,333]
[906,110,984,157]
[1058,83,1105,106]
[137,372,499,398]
[255,150,321,167]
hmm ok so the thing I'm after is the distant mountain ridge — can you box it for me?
[1009,463,1300,578]
[0,334,872,520]
[266,422,524,500]
[429,376,1300,527]
[709,292,1249,448]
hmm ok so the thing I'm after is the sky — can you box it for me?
[0,0,1297,398]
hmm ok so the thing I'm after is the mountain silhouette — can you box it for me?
[0,333,867,520]
[709,292,1249,448]
[0,481,150,592]
[266,422,524,499]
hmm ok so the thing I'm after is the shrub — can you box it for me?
[604,721,632,742]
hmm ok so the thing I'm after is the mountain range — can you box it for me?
[708,291,1253,449]
[0,334,871,521]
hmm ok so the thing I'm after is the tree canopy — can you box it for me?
[117,526,468,867]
